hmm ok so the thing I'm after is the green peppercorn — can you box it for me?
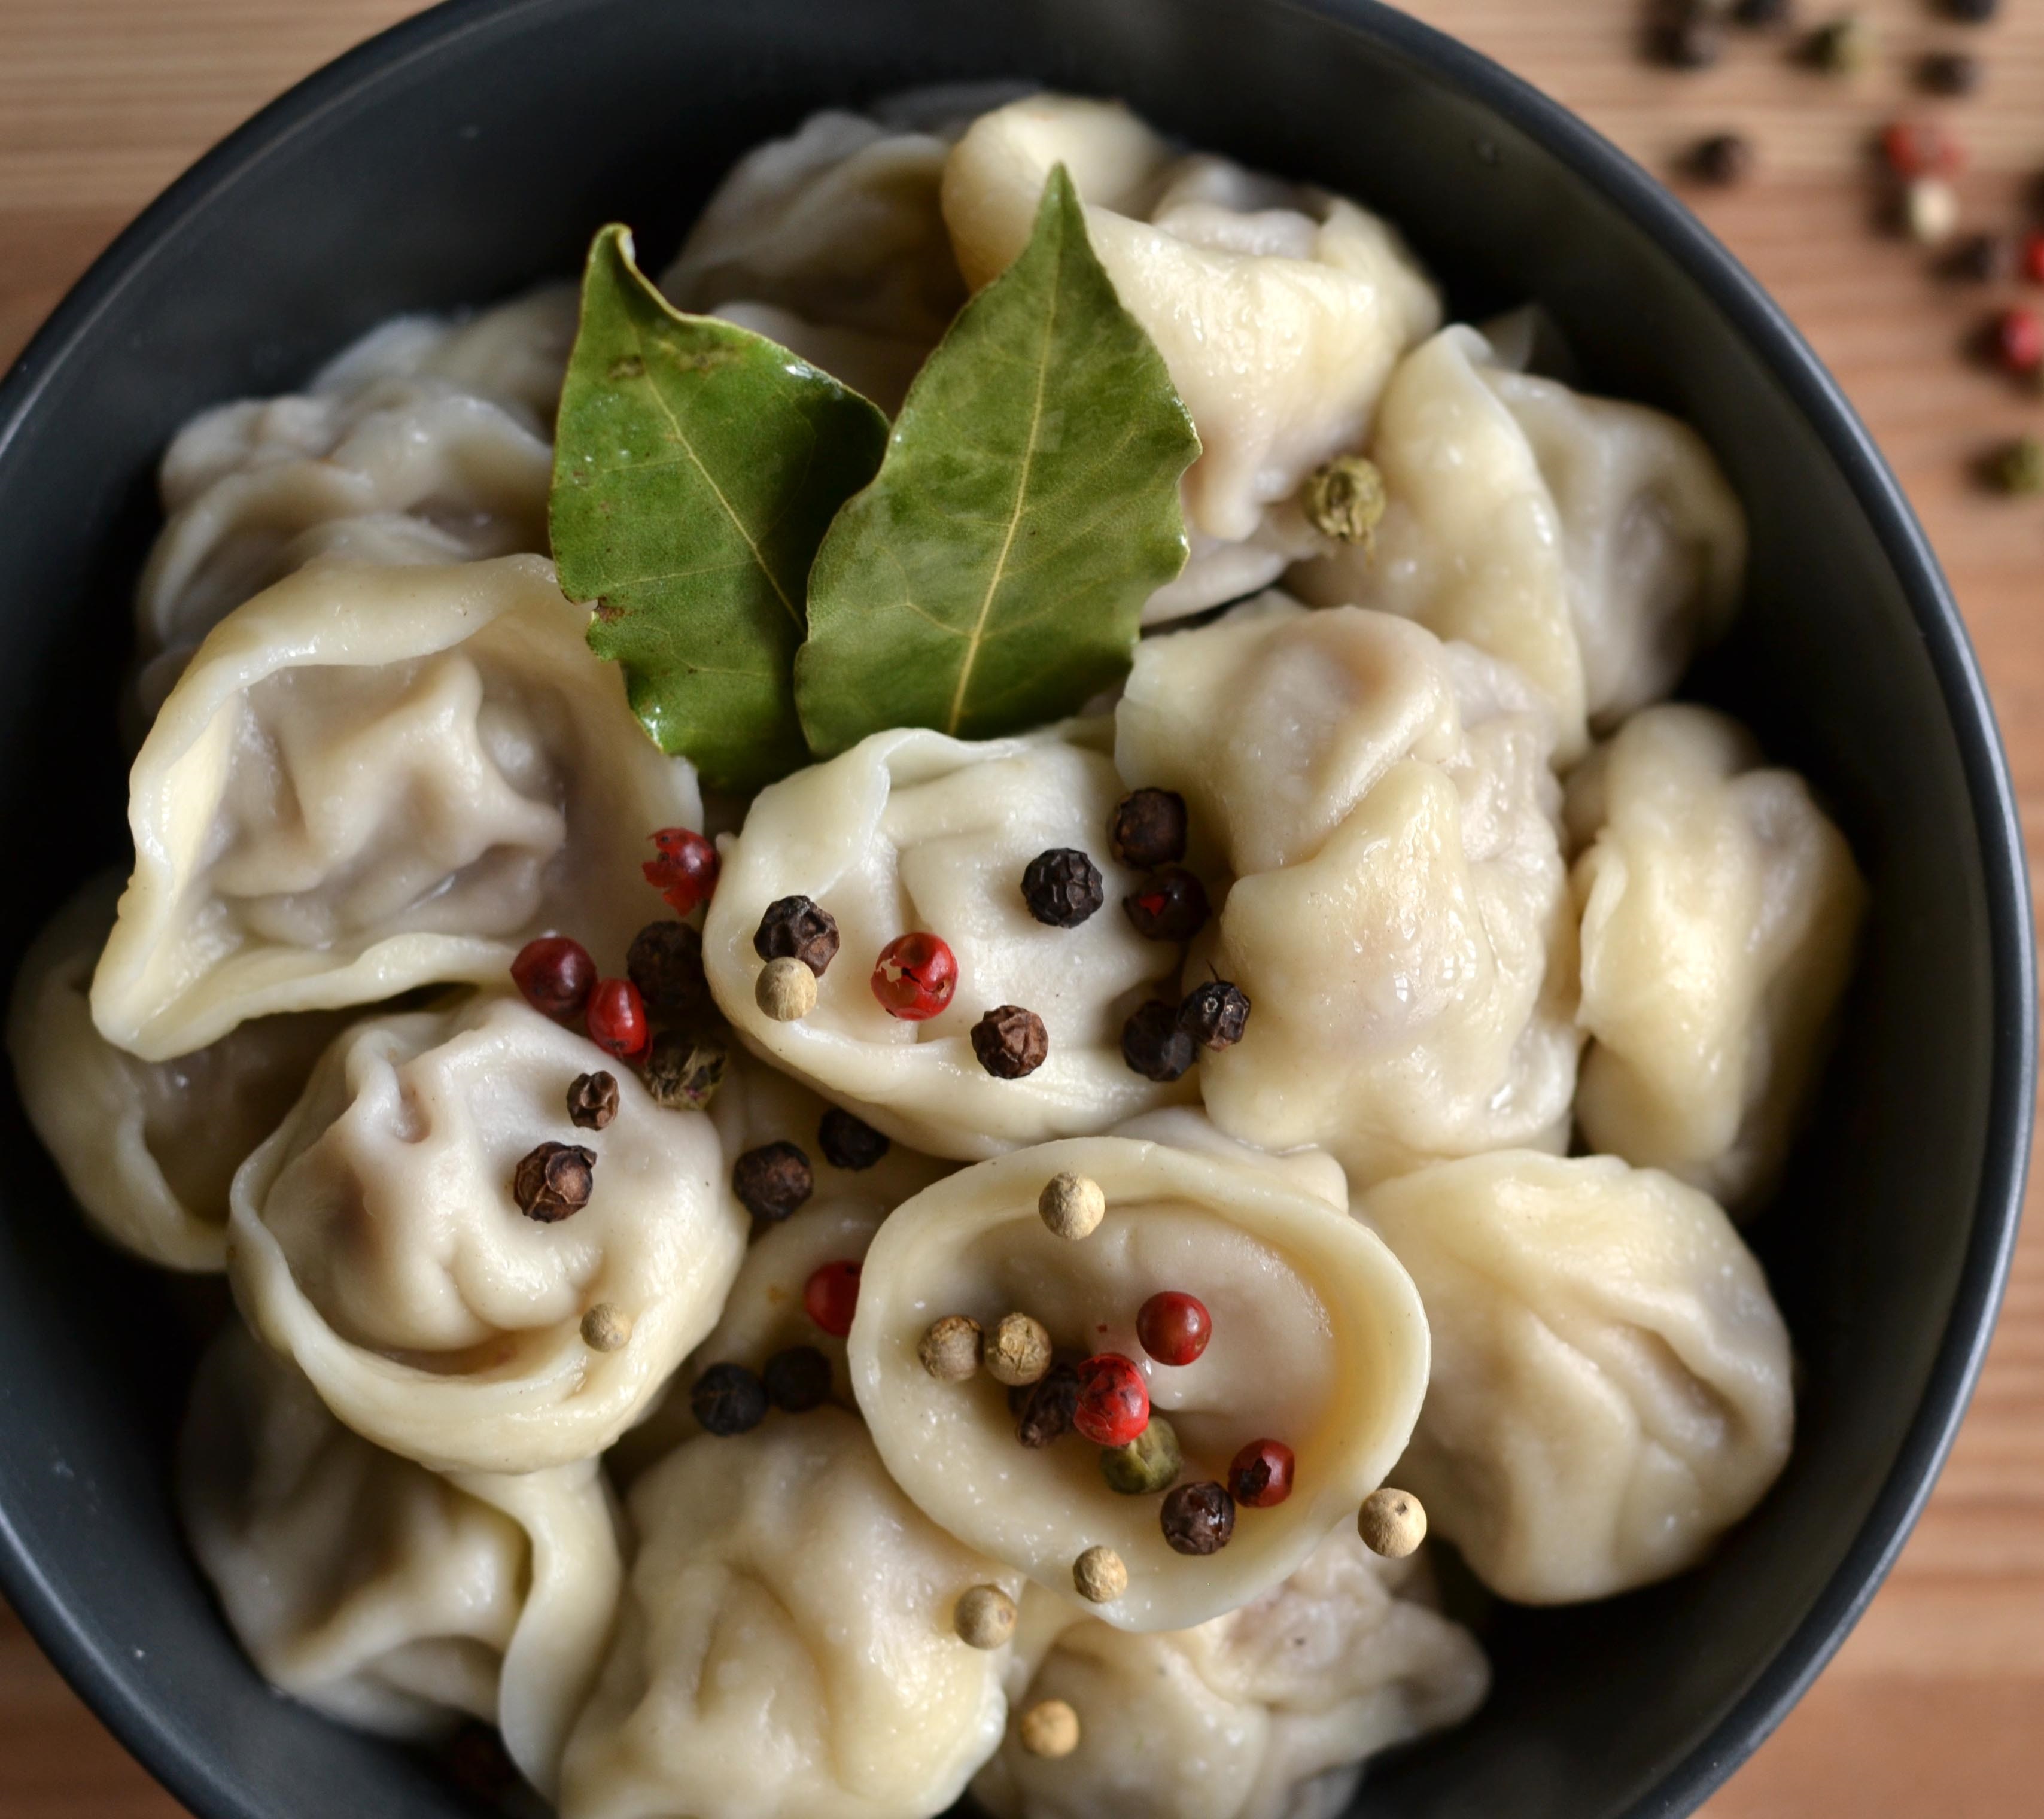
[1301,454,1388,546]
[1100,1415,1183,1495]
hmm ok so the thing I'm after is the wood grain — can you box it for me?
[2,1,2041,1815]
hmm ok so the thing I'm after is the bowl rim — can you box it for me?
[0,2,2032,1816]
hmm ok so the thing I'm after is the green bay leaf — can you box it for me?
[551,224,889,791]
[793,165,1200,756]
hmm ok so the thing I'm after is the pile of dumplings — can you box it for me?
[6,87,1866,1819]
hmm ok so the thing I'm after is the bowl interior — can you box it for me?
[0,3,2027,1818]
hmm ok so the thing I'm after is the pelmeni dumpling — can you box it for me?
[1291,324,1747,752]
[229,994,745,1473]
[178,1327,620,1794]
[1482,365,1744,724]
[1288,326,1586,762]
[559,1409,1018,1819]
[1361,1151,1794,1604]
[140,286,574,695]
[973,1531,1488,1819]
[662,108,968,345]
[1116,598,1579,1188]
[609,1194,888,1480]
[703,721,1192,1161]
[6,873,350,1270]
[1565,705,1866,1211]
[941,94,1440,594]
[849,1139,1429,1632]
[93,556,701,1061]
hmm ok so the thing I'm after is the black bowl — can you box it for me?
[0,2,2030,1816]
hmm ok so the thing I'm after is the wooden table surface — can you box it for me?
[2,1,2042,1813]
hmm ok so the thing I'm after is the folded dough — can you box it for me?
[850,1137,1429,1631]
[179,1325,620,1794]
[972,1531,1488,1819]
[94,555,700,1061]
[229,994,744,1473]
[1566,704,1866,1212]
[559,1409,1018,1819]
[1360,1149,1794,1603]
[7,872,348,1270]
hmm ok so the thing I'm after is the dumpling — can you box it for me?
[702,721,1193,1161]
[1481,364,1745,724]
[972,1531,1489,1819]
[704,300,930,416]
[1359,1150,1794,1604]
[1287,326,1586,762]
[7,872,350,1270]
[848,1137,1430,1632]
[941,94,1440,604]
[93,555,701,1061]
[1565,704,1866,1211]
[662,108,969,344]
[1115,597,1579,1188]
[609,1193,888,1481]
[228,994,746,1473]
[1291,324,1747,752]
[178,1325,620,1795]
[559,1409,1018,1819]
[140,286,574,699]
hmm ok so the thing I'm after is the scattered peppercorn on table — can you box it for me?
[4,1,2044,1815]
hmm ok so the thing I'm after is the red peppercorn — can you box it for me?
[585,977,649,1060]
[643,828,719,917]
[1228,1438,1296,1509]
[510,935,595,1018]
[804,1260,862,1337]
[1996,306,2044,375]
[2024,231,2044,287]
[870,932,959,1021]
[1882,120,1964,181]
[1073,1353,1151,1448]
[1136,1292,1212,1367]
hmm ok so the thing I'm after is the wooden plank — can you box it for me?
[1,2,2040,1815]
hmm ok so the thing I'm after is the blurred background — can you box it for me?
[1,1,2039,1814]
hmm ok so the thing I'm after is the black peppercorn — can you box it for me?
[753,895,841,976]
[818,1106,890,1171]
[1948,232,2011,283]
[762,1345,834,1412]
[1108,788,1188,869]
[644,1030,727,1111]
[972,1005,1050,1079]
[1732,0,1791,23]
[566,1070,619,1130]
[691,1362,769,1435]
[1015,1363,1081,1448]
[732,1142,813,1224]
[1122,866,1210,942]
[1941,0,1997,22]
[1021,848,1105,927]
[1178,981,1251,1050]
[1925,46,1983,96]
[1658,15,1722,69]
[1122,1001,1196,1083]
[512,1142,595,1222]
[626,920,710,1018]
[1160,1480,1236,1556]
[1692,133,1753,187]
